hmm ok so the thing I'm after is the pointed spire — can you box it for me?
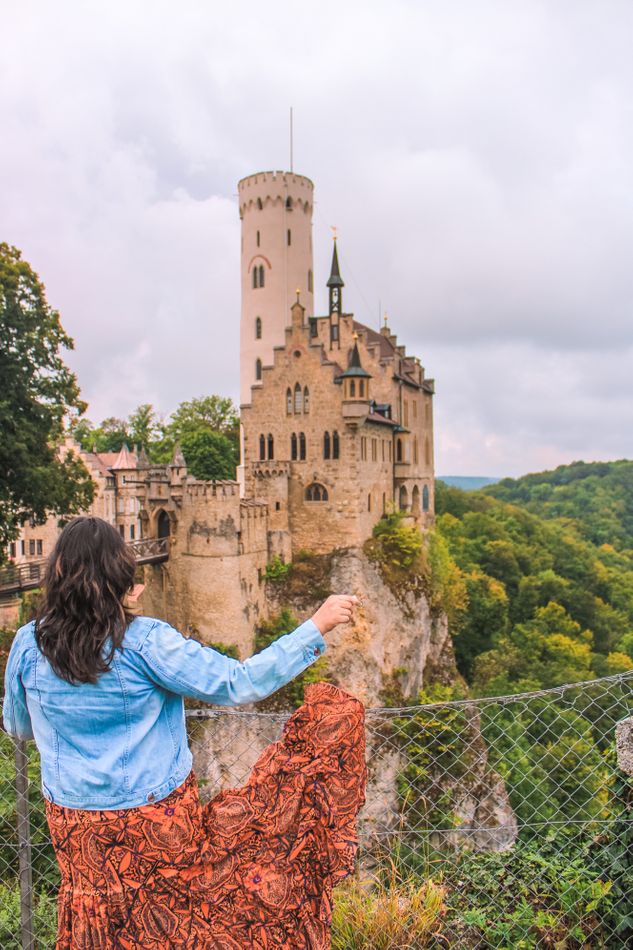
[327,239,344,289]
[111,442,136,470]
[137,443,150,467]
[170,442,186,467]
[339,334,372,379]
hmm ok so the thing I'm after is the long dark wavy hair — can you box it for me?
[35,516,137,684]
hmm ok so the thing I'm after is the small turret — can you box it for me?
[339,333,372,405]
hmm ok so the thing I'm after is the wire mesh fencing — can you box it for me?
[1,670,632,949]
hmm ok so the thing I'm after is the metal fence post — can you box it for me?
[14,739,35,950]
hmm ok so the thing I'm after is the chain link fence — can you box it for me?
[1,671,632,948]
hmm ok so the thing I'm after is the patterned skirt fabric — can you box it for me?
[45,683,367,949]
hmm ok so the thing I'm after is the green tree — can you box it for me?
[0,243,94,557]
[180,430,236,481]
[128,404,160,450]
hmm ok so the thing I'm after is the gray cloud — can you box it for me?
[1,0,632,474]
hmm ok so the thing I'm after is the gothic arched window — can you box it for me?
[255,316,262,339]
[299,432,306,460]
[305,483,328,502]
[303,386,309,412]
[423,485,430,511]
[350,380,356,397]
[267,433,274,460]
[252,267,258,289]
[259,265,265,288]
[399,485,409,511]
[323,431,331,459]
[286,387,293,414]
[259,434,266,460]
[332,430,340,459]
[255,358,262,381]
[397,438,403,462]
[291,433,298,461]
[294,382,302,414]
[359,380,364,397]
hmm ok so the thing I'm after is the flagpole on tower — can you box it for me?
[290,107,294,173]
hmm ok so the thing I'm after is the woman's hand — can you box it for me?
[310,594,361,636]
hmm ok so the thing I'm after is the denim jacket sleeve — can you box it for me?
[137,617,327,705]
[3,630,35,740]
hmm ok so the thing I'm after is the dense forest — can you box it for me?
[434,463,633,693]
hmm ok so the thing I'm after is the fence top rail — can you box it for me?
[183,669,633,721]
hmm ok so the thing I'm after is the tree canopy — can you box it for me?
[0,244,94,558]
[71,394,239,481]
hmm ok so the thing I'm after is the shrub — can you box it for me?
[331,865,445,950]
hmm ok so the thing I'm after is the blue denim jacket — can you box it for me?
[2,615,326,810]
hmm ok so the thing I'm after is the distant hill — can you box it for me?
[438,476,501,491]
[483,459,633,551]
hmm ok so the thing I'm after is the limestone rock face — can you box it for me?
[265,546,453,706]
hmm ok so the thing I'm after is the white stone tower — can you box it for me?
[238,170,315,407]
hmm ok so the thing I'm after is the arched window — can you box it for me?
[259,265,265,287]
[257,197,263,210]
[294,382,302,413]
[305,482,328,502]
[425,436,431,466]
[252,267,258,289]
[308,269,313,293]
[267,433,274,460]
[359,380,365,397]
[286,387,293,414]
[287,229,292,246]
[256,230,260,247]
[350,380,356,397]
[422,485,430,511]
[157,509,170,539]
[255,358,262,381]
[324,431,331,459]
[259,434,266,460]
[286,196,293,210]
[291,433,298,461]
[332,430,340,459]
[255,316,262,339]
[299,432,306,460]
[399,485,409,511]
[397,438,403,462]
[303,386,309,412]
[412,485,421,515]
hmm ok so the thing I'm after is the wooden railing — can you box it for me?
[0,536,170,597]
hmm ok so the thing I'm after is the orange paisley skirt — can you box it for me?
[45,683,367,949]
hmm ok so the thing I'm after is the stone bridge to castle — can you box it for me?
[0,537,169,600]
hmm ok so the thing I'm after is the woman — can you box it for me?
[3,516,367,949]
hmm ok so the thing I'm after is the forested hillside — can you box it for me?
[434,470,633,695]
[483,460,633,551]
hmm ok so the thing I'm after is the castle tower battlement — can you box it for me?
[238,171,315,407]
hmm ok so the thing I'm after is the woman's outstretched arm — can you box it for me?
[136,595,358,706]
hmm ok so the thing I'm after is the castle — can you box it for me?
[6,170,436,653]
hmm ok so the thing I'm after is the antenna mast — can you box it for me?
[289,106,294,172]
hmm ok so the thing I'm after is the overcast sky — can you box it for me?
[2,0,632,476]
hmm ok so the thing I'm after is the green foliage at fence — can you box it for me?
[0,733,58,892]
[253,608,331,709]
[0,884,57,948]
